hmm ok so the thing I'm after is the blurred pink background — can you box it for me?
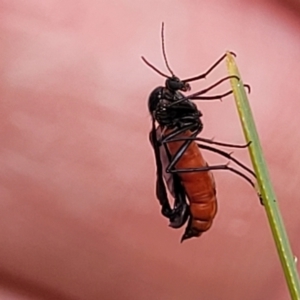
[1,0,300,299]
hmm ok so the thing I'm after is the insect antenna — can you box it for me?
[141,22,176,79]
[141,56,169,78]
[161,22,175,77]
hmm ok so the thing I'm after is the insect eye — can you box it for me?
[166,77,184,91]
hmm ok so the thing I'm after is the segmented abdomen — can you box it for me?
[166,129,217,239]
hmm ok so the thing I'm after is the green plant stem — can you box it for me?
[226,52,300,300]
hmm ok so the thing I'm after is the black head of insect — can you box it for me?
[142,23,242,118]
[141,58,192,114]
[142,23,196,114]
[165,76,190,93]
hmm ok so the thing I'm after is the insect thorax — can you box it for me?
[149,87,203,130]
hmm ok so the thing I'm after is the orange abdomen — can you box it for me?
[166,130,217,237]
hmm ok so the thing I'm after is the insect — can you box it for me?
[142,23,256,242]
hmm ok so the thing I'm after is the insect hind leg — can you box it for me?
[155,168,190,228]
[150,120,190,228]
[161,127,257,189]
[169,162,256,188]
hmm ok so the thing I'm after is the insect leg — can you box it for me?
[182,52,236,83]
[168,75,240,107]
[165,135,251,148]
[168,172,190,228]
[162,136,190,228]
[160,122,256,187]
[163,133,261,201]
[197,143,255,177]
[160,125,202,174]
[164,135,254,177]
[150,121,189,227]
[169,163,256,188]
[160,122,201,144]
[188,75,239,97]
[196,145,262,204]
[165,137,195,172]
[149,121,171,212]
[190,84,251,101]
[162,127,256,187]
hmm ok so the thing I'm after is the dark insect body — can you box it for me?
[143,23,255,242]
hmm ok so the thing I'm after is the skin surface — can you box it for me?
[1,1,300,300]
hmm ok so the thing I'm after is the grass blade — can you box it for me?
[226,52,300,299]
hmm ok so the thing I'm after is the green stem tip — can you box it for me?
[226,52,300,299]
